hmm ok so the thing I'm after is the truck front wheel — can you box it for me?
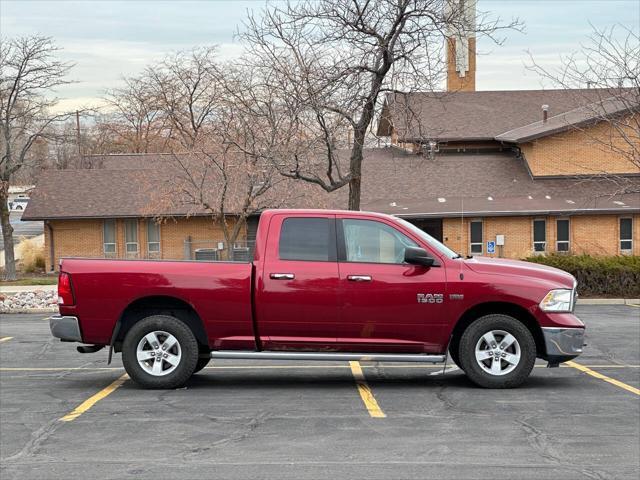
[459,314,536,388]
[122,315,199,389]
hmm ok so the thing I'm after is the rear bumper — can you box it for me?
[542,326,585,362]
[49,315,82,342]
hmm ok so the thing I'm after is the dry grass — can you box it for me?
[16,237,46,273]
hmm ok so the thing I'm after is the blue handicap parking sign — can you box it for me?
[487,241,496,254]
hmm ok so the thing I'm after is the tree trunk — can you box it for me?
[0,184,17,281]
[348,176,361,211]
[348,128,366,211]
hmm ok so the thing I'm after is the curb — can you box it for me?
[0,308,57,314]
[577,298,640,305]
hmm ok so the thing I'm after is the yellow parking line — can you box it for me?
[627,304,639,308]
[1,364,639,373]
[349,361,386,418]
[566,361,639,396]
[1,367,124,371]
[0,337,13,343]
[59,374,128,422]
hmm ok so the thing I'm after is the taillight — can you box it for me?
[58,272,75,306]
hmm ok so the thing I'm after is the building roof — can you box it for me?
[495,94,638,143]
[23,149,640,221]
[377,88,624,142]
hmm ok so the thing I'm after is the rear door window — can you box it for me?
[279,217,336,261]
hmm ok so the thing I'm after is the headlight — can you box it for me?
[540,289,574,312]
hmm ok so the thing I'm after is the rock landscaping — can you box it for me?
[0,290,58,312]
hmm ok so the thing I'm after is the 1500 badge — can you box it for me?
[417,293,444,304]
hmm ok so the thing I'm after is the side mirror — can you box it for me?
[404,247,435,267]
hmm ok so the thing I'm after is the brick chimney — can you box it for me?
[446,0,476,92]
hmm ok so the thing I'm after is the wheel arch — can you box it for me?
[450,302,545,358]
[112,295,209,352]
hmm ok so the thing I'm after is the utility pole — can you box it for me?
[75,110,82,158]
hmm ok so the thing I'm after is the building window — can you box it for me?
[533,219,546,253]
[147,220,161,255]
[124,219,139,256]
[620,218,633,253]
[556,219,570,252]
[469,220,483,254]
[279,217,334,262]
[103,219,116,258]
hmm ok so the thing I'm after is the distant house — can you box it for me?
[7,185,33,211]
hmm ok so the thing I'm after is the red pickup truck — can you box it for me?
[50,209,585,389]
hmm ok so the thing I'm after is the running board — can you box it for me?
[210,350,446,363]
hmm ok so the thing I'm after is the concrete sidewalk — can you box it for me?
[577,298,640,306]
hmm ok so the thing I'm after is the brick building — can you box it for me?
[21,0,639,270]
[22,142,639,272]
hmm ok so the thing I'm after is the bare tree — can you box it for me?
[145,47,221,149]
[527,24,640,191]
[155,146,288,260]
[101,76,171,153]
[146,59,310,258]
[241,0,518,210]
[0,36,73,280]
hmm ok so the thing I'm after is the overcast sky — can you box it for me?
[1,0,638,111]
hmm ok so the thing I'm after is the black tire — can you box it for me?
[459,314,536,388]
[122,315,199,389]
[193,356,211,374]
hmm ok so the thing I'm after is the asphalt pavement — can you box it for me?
[0,305,638,479]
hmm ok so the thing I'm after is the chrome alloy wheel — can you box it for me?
[474,329,521,376]
[136,331,182,376]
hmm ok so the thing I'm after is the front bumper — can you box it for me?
[542,327,585,361]
[49,315,82,342]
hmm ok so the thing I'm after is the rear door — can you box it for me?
[256,213,341,350]
[336,216,448,353]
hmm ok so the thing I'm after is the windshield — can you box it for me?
[395,217,461,259]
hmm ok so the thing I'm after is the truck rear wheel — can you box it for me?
[122,315,199,389]
[459,314,536,388]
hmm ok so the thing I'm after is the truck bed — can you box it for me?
[59,258,254,348]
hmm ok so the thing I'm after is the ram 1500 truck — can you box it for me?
[50,209,585,389]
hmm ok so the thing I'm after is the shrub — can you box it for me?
[17,237,46,274]
[524,254,640,298]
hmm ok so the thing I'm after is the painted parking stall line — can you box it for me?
[59,374,129,422]
[566,361,640,396]
[1,364,639,374]
[0,336,14,343]
[349,361,386,418]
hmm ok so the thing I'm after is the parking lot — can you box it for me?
[0,305,638,479]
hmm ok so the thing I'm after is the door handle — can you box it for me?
[347,275,372,282]
[270,273,295,280]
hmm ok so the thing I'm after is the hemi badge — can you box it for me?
[449,294,464,300]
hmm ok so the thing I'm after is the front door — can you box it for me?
[336,217,448,353]
[256,214,340,350]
